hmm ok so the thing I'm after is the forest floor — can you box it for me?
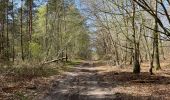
[0,60,170,100]
[39,60,170,100]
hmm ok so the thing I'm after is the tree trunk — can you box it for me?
[154,0,161,70]
[132,0,140,74]
[155,29,161,70]
[6,0,9,61]
[12,0,15,62]
[133,43,140,73]
[20,0,24,61]
[160,39,165,60]
[29,0,32,41]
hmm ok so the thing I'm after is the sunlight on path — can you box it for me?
[40,62,118,100]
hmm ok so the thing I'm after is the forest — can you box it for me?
[0,0,170,100]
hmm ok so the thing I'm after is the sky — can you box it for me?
[14,0,45,8]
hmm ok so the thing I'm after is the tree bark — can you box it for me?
[132,0,140,74]
[20,0,24,61]
[154,0,161,70]
[6,0,9,61]
[12,0,15,62]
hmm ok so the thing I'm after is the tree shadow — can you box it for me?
[45,92,166,100]
[97,71,170,85]
[106,92,165,100]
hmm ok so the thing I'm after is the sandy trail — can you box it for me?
[40,61,117,100]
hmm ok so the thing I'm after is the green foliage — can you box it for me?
[35,5,46,37]
[29,42,42,58]
[33,3,92,60]
[0,0,92,62]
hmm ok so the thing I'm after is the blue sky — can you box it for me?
[14,0,45,8]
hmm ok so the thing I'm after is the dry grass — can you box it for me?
[0,61,74,100]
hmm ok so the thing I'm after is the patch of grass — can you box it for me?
[0,63,61,81]
[65,60,82,66]
[14,66,60,78]
[0,60,81,81]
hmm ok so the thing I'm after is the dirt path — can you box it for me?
[38,61,118,100]
[37,61,170,100]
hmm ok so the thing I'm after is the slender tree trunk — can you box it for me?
[1,10,5,60]
[0,2,6,61]
[154,0,161,70]
[154,27,161,70]
[0,14,3,59]
[133,43,140,73]
[12,0,15,62]
[132,0,140,74]
[6,0,9,61]
[63,0,68,62]
[149,41,155,75]
[45,0,49,60]
[29,0,33,41]
[159,38,165,60]
[20,0,24,61]
[0,22,1,57]
[28,0,33,59]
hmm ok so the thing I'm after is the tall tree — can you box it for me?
[28,0,33,41]
[20,0,24,60]
[154,0,161,70]
[12,0,15,62]
[6,0,9,61]
[132,0,140,73]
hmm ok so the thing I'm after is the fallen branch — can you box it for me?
[42,57,66,65]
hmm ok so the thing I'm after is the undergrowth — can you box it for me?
[0,60,82,81]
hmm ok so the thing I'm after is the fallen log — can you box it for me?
[42,57,66,65]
